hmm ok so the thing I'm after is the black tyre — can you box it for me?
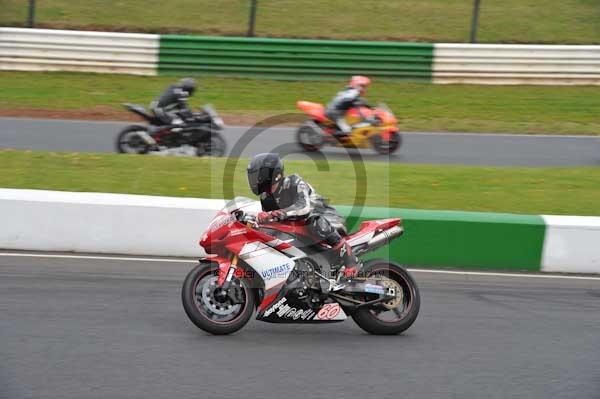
[296,121,324,152]
[372,132,402,155]
[116,125,151,154]
[196,132,226,157]
[351,259,420,335]
[181,262,254,335]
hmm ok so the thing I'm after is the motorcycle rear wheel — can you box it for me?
[115,125,151,154]
[297,121,324,152]
[351,259,420,335]
[182,262,255,335]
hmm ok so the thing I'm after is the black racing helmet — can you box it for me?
[178,77,197,95]
[247,153,284,195]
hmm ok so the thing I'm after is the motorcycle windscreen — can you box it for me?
[221,197,260,213]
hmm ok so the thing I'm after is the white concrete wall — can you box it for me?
[2,189,600,274]
[0,189,227,257]
[541,215,600,274]
[433,43,600,85]
[0,28,159,75]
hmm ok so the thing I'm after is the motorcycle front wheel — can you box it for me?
[115,125,151,154]
[371,132,402,155]
[351,259,420,335]
[182,262,255,335]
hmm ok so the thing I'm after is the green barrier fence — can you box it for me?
[338,206,546,272]
[159,35,434,81]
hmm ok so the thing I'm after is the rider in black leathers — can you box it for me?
[150,78,197,125]
[247,153,361,280]
[325,75,373,136]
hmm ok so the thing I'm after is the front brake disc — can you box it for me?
[200,277,240,316]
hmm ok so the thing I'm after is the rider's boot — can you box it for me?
[332,241,362,287]
[333,118,352,138]
[333,129,350,138]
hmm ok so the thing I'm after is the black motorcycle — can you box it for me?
[116,103,227,157]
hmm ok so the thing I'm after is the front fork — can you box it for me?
[380,127,398,142]
[216,254,239,289]
[214,255,248,305]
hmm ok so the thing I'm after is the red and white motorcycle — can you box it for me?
[181,197,420,335]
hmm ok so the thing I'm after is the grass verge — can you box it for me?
[2,0,599,44]
[1,149,598,216]
[1,71,599,135]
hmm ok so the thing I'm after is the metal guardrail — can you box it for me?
[433,43,600,85]
[3,28,600,85]
[158,35,435,81]
[0,28,159,75]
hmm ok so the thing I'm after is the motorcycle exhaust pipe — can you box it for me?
[136,130,157,146]
[365,226,403,252]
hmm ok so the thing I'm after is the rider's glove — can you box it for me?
[257,210,286,224]
[257,211,271,224]
[270,210,286,221]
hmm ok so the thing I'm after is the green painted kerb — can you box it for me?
[338,206,546,272]
[158,35,434,81]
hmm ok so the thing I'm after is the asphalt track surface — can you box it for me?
[1,252,599,399]
[1,117,599,166]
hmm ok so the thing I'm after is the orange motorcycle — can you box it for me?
[296,101,402,154]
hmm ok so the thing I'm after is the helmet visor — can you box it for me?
[247,167,274,195]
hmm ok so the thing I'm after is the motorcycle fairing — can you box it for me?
[296,101,329,123]
[200,198,400,324]
[257,291,348,324]
[296,100,401,151]
[123,103,153,120]
[346,219,402,247]
[229,238,348,324]
[238,241,296,291]
[122,103,163,125]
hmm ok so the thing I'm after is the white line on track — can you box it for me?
[0,117,129,125]
[402,131,599,139]
[0,252,193,263]
[2,252,600,281]
[407,268,600,281]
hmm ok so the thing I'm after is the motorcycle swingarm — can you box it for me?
[329,280,396,313]
[329,292,394,314]
[341,280,395,297]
